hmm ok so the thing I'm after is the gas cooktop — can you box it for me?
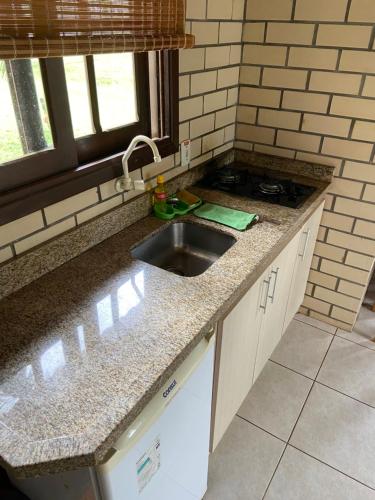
[197,164,316,209]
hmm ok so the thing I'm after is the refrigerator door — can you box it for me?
[9,333,215,500]
[97,335,215,500]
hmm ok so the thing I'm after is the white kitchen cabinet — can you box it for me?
[211,270,265,450]
[283,201,324,330]
[253,235,299,381]
[211,203,324,450]
[211,247,293,450]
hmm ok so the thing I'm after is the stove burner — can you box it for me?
[217,167,242,185]
[197,163,316,209]
[258,181,284,195]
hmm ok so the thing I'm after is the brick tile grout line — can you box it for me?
[238,3,375,333]
[299,288,359,314]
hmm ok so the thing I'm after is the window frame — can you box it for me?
[0,50,179,225]
[74,53,152,165]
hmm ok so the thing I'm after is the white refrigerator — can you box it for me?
[11,333,216,500]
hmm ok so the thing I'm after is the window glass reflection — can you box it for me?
[76,325,86,352]
[134,271,145,297]
[40,340,65,380]
[97,295,114,334]
[118,276,142,318]
[0,393,18,415]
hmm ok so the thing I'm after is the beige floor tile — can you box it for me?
[265,446,375,500]
[294,312,337,334]
[317,336,375,407]
[270,320,332,378]
[337,306,375,351]
[205,416,285,500]
[290,384,375,489]
[238,361,313,441]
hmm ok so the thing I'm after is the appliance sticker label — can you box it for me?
[136,437,161,493]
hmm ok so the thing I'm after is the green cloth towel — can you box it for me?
[194,203,257,231]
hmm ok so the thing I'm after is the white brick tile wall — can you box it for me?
[7,0,375,333]
[238,0,375,330]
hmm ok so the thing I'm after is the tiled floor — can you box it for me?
[205,308,375,500]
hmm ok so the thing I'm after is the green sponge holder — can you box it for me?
[153,196,202,220]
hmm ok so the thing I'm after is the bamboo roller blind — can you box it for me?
[0,0,194,59]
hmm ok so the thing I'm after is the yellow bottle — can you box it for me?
[154,175,168,213]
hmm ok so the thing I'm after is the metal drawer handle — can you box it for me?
[259,278,271,314]
[298,229,310,260]
[268,267,279,303]
[205,327,215,341]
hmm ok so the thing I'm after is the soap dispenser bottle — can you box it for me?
[153,175,168,213]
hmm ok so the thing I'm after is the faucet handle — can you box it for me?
[134,180,146,191]
[115,176,133,192]
[115,177,146,192]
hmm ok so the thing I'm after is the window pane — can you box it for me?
[0,59,52,164]
[94,53,138,131]
[63,56,94,138]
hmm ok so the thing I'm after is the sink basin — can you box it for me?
[131,221,236,277]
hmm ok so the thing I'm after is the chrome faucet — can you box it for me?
[115,135,162,192]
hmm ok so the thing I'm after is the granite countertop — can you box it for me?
[0,167,331,477]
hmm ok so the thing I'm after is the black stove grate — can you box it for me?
[197,165,316,209]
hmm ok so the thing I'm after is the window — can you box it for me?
[61,52,151,165]
[91,53,138,131]
[64,54,138,137]
[0,59,52,164]
[0,51,179,225]
[63,56,95,139]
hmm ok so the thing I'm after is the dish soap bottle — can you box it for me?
[153,175,168,215]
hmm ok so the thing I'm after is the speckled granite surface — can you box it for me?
[0,150,330,302]
[0,164,217,301]
[0,156,333,478]
[234,150,335,182]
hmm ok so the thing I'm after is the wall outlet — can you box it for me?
[181,139,191,167]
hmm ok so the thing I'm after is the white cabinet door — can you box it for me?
[253,238,297,381]
[212,202,324,450]
[211,273,265,450]
[284,202,324,329]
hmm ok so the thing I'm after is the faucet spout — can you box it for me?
[115,135,162,193]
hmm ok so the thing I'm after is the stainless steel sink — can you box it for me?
[131,221,236,277]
